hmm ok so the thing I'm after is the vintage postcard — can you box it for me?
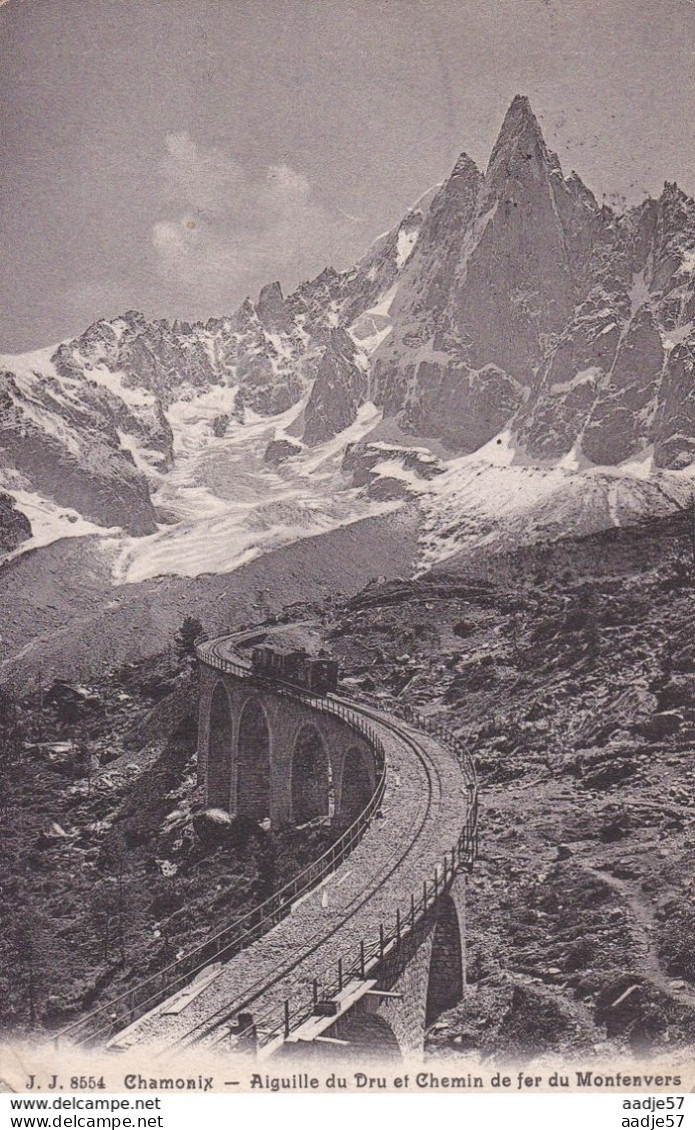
[1,0,694,1105]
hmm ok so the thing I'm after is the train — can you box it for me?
[251,644,339,694]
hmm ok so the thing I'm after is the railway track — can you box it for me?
[166,697,445,1051]
[56,630,476,1054]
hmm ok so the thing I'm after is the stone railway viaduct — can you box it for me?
[199,660,377,831]
[58,632,478,1062]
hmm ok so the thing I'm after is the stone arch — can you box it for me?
[425,892,464,1028]
[236,698,271,821]
[207,681,234,811]
[290,723,332,825]
[339,746,375,826]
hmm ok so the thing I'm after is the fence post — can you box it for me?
[284,999,290,1039]
[338,958,343,992]
[380,923,385,960]
[360,940,365,978]
[396,908,401,947]
[411,892,415,927]
[313,979,318,1006]
[423,879,428,908]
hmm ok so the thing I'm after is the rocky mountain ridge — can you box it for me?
[371,97,695,467]
[1,95,694,559]
[0,191,433,541]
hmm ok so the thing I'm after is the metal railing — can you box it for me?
[54,644,387,1048]
[241,704,479,1051]
[55,638,478,1051]
[249,831,473,1050]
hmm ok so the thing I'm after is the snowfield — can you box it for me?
[111,399,395,584]
[2,347,693,587]
[3,365,694,586]
[416,448,695,572]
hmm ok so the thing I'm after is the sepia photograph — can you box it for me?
[0,0,694,1097]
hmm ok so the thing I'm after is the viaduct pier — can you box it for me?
[57,631,478,1060]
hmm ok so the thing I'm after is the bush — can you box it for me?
[174,616,203,662]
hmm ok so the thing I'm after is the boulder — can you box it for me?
[264,438,302,466]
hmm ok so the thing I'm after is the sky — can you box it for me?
[1,0,694,352]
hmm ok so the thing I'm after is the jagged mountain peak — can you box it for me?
[4,96,695,568]
[661,181,690,204]
[450,151,481,181]
[120,310,149,331]
[369,94,695,466]
[256,280,288,332]
[655,181,695,231]
[485,94,551,180]
[257,280,284,306]
[233,296,258,329]
[566,169,599,206]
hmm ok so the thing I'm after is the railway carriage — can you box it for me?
[251,644,339,694]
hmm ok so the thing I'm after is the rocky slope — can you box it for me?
[0,506,420,692]
[0,652,342,1036]
[0,492,31,554]
[293,508,695,1061]
[7,506,690,1059]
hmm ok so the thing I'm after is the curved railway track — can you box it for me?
[57,629,477,1054]
[168,696,445,1051]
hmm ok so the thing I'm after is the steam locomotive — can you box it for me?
[251,644,339,695]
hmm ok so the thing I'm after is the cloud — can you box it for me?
[151,132,352,313]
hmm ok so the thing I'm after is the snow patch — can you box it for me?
[166,384,242,453]
[556,440,589,472]
[396,227,418,268]
[366,285,398,319]
[550,367,602,395]
[349,285,398,353]
[628,270,650,316]
[368,458,429,491]
[0,345,58,378]
[418,456,693,573]
[352,324,392,354]
[299,402,383,476]
[5,488,118,553]
[467,429,519,467]
[13,395,84,458]
[618,445,655,480]
[678,248,695,275]
[117,431,165,476]
[660,322,694,352]
[85,364,156,409]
